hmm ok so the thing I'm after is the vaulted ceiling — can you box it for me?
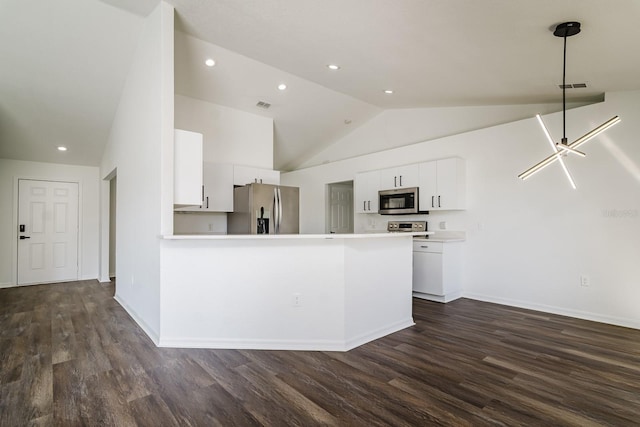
[2,0,640,170]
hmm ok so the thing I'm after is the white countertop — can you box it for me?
[163,232,433,240]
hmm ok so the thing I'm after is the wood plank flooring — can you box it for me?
[1,279,639,426]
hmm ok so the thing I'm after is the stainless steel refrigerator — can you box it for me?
[228,183,300,234]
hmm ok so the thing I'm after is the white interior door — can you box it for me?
[328,183,354,234]
[18,180,79,285]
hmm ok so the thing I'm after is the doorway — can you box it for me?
[17,179,79,285]
[326,181,354,234]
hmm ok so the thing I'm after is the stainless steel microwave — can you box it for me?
[378,187,421,215]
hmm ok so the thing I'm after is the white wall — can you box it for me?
[300,101,592,168]
[282,90,640,329]
[0,159,100,286]
[99,2,174,342]
[174,94,274,169]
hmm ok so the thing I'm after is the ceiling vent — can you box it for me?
[558,83,588,89]
[256,101,271,109]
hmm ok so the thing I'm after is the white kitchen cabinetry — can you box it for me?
[175,163,234,212]
[354,170,380,213]
[174,129,203,207]
[233,165,280,186]
[379,164,419,190]
[412,240,462,303]
[418,157,465,211]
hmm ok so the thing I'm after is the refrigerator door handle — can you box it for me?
[278,188,283,231]
[273,188,279,234]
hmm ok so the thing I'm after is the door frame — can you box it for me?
[11,176,83,287]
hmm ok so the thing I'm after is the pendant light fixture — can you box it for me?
[518,21,621,188]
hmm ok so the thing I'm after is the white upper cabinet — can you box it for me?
[233,165,280,186]
[175,163,234,212]
[379,164,419,190]
[174,129,203,207]
[418,157,466,211]
[354,170,380,213]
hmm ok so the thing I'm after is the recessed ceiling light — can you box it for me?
[205,58,215,67]
[278,83,287,91]
[384,89,394,94]
[327,64,340,70]
[57,146,67,152]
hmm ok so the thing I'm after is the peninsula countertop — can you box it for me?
[162,231,434,240]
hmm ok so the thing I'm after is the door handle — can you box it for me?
[19,236,31,240]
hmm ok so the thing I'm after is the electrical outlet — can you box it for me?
[439,221,447,230]
[580,275,590,287]
[292,293,302,307]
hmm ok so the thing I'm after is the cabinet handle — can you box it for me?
[368,200,371,211]
[206,196,209,209]
[431,196,434,208]
[438,195,441,207]
[399,175,403,186]
[420,245,429,248]
[364,201,367,211]
[260,178,263,184]
[394,176,397,187]
[201,185,205,209]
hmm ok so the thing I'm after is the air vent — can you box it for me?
[558,83,588,89]
[256,101,271,109]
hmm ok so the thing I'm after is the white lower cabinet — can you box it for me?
[412,240,462,302]
[175,163,233,212]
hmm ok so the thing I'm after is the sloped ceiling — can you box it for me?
[2,0,640,170]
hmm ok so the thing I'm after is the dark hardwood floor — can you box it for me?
[1,280,639,426]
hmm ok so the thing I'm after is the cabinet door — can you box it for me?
[234,165,280,186]
[354,170,379,213]
[174,129,203,207]
[203,163,233,212]
[396,164,419,188]
[413,251,444,295]
[436,157,465,210]
[418,161,437,211]
[379,167,398,190]
[379,165,418,189]
[259,168,280,185]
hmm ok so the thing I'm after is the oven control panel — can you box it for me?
[387,221,427,232]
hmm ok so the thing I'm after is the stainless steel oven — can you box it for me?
[378,187,420,215]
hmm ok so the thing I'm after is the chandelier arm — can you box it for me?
[519,115,621,181]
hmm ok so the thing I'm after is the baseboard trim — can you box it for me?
[158,336,348,351]
[344,318,415,351]
[463,292,640,330]
[159,318,415,352]
[113,295,160,345]
[0,282,14,289]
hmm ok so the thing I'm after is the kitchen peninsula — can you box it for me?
[158,232,430,351]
